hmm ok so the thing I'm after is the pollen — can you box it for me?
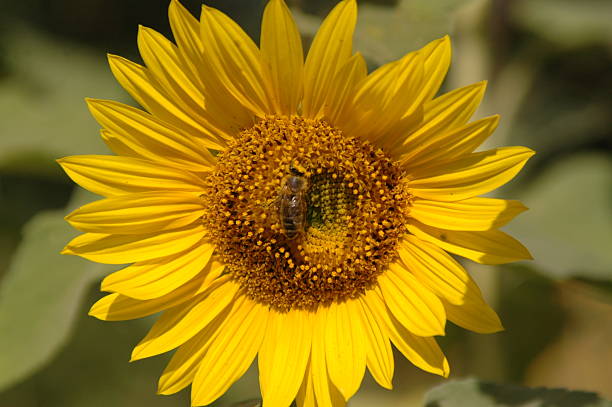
[201,116,412,311]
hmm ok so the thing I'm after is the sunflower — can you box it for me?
[59,0,533,405]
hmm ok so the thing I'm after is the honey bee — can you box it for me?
[278,163,309,240]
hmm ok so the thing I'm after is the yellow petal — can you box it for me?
[409,197,528,231]
[100,128,213,174]
[367,36,453,149]
[259,310,312,407]
[157,303,230,395]
[363,288,449,377]
[137,26,205,119]
[260,0,304,116]
[348,52,425,146]
[324,53,368,128]
[62,223,206,264]
[399,115,499,168]
[356,296,394,389]
[311,309,331,406]
[399,235,474,305]
[444,297,503,334]
[425,80,486,123]
[303,0,357,119]
[107,54,227,150]
[309,308,346,407]
[193,260,227,295]
[420,36,452,102]
[200,5,273,116]
[168,0,255,138]
[87,98,215,171]
[89,277,203,321]
[191,296,269,406]
[65,192,204,235]
[378,263,446,336]
[407,147,535,202]
[295,357,316,407]
[57,155,204,197]
[388,318,450,378]
[296,357,346,407]
[131,277,238,361]
[99,129,133,158]
[324,301,366,400]
[392,81,487,155]
[403,237,504,332]
[101,241,214,299]
[168,0,204,88]
[408,220,533,264]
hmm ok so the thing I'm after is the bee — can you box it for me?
[278,162,309,240]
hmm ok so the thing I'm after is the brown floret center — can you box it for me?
[201,116,411,311]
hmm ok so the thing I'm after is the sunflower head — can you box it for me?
[202,115,411,311]
[59,0,533,406]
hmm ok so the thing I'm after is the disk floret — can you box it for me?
[201,116,411,311]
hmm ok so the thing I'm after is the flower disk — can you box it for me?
[203,116,410,311]
[59,0,535,406]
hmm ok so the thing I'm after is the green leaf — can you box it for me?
[0,189,113,392]
[505,153,612,280]
[424,378,612,407]
[512,0,612,49]
[0,25,122,176]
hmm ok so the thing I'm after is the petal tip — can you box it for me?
[442,360,450,378]
[129,350,141,362]
[88,306,103,320]
[138,24,153,36]
[433,34,451,50]
[156,386,172,396]
[99,279,114,293]
[60,246,74,255]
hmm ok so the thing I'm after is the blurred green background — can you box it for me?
[0,0,611,406]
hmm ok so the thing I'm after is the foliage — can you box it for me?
[425,378,612,407]
[0,191,112,392]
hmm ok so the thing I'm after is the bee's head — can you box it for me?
[289,166,304,177]
[289,160,306,176]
